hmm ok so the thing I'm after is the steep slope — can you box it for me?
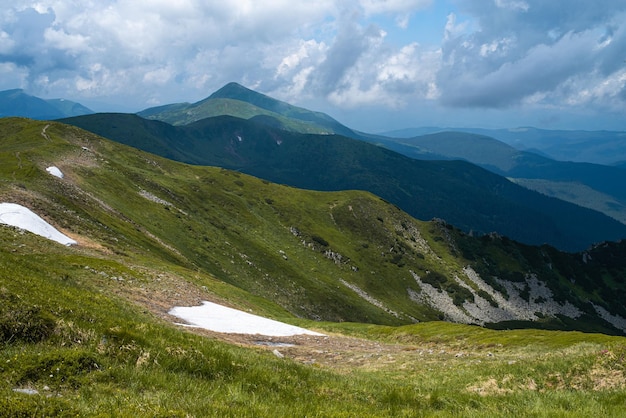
[3,117,626,336]
[0,89,93,119]
[61,113,626,252]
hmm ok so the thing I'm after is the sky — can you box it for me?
[1,0,625,132]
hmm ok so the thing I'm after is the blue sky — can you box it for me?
[1,1,625,132]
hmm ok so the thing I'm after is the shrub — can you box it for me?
[14,349,101,389]
[311,235,329,247]
[0,292,56,344]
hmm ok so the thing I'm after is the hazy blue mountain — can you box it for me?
[61,112,626,252]
[0,88,93,119]
[382,126,626,165]
[369,131,626,224]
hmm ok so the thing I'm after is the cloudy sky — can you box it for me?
[1,0,625,131]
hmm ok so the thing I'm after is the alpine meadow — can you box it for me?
[2,92,626,415]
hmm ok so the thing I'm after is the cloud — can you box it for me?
[359,0,431,16]
[438,0,626,111]
[0,0,624,130]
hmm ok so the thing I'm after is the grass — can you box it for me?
[1,117,626,415]
[1,224,625,416]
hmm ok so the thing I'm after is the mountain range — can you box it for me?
[363,131,626,225]
[2,88,626,415]
[55,83,626,252]
[2,117,626,334]
[0,89,94,119]
[134,83,626,227]
[383,126,626,166]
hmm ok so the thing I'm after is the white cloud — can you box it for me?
[494,0,529,12]
[438,0,626,114]
[1,0,625,130]
[43,27,89,53]
[359,0,431,15]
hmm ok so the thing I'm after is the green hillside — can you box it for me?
[138,82,361,137]
[2,118,626,416]
[138,83,626,228]
[62,113,626,252]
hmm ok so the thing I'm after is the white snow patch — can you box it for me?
[169,301,325,337]
[46,166,64,178]
[0,203,77,246]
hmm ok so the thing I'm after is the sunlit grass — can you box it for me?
[2,118,626,416]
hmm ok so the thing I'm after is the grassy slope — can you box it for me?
[61,113,626,252]
[2,118,626,416]
[21,117,626,330]
[139,96,334,135]
[2,242,625,416]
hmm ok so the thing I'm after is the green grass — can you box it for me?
[2,242,626,417]
[1,117,626,415]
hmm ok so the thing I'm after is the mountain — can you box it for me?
[0,89,93,119]
[383,126,626,165]
[2,118,626,415]
[138,83,626,226]
[368,131,626,224]
[138,82,363,138]
[61,113,626,252]
[4,117,626,331]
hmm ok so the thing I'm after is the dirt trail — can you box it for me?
[112,267,489,372]
[41,124,51,141]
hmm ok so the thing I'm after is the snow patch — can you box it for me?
[169,301,325,337]
[46,166,64,178]
[0,203,77,246]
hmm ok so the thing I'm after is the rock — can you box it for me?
[13,388,39,395]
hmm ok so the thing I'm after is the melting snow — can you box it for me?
[0,203,77,246]
[169,301,325,337]
[46,166,64,178]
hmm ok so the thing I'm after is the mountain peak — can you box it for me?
[209,82,255,98]
[207,82,280,111]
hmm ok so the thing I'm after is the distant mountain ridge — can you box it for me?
[0,88,93,119]
[367,130,626,225]
[138,82,364,138]
[382,126,626,166]
[61,112,626,252]
[138,84,626,225]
